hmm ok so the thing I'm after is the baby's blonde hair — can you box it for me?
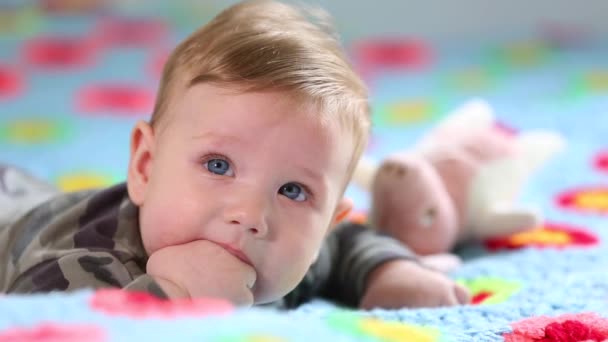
[151,0,370,186]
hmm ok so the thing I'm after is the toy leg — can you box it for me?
[466,158,540,239]
[515,131,565,172]
[471,203,541,239]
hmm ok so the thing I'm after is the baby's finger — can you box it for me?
[244,265,257,290]
[454,283,470,305]
[230,286,254,307]
[441,291,460,306]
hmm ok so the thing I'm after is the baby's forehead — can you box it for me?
[158,84,356,155]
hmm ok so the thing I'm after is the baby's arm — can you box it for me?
[281,222,469,309]
[9,251,165,296]
[281,223,416,308]
[359,258,469,309]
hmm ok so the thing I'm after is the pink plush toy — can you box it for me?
[353,99,565,268]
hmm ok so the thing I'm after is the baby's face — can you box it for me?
[132,84,353,303]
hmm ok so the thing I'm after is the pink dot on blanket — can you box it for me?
[353,38,433,71]
[0,66,23,98]
[90,289,233,318]
[593,151,608,173]
[23,36,97,69]
[93,17,168,47]
[0,323,105,342]
[76,84,154,114]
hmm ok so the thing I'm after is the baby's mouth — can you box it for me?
[207,241,257,290]
[215,242,254,268]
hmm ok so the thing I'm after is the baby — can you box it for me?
[0,0,468,309]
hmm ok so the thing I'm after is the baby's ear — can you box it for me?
[127,120,155,206]
[331,197,353,227]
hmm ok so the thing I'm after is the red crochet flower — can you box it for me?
[90,289,233,319]
[485,223,598,251]
[0,323,104,342]
[556,187,608,215]
[538,320,606,342]
[504,313,608,342]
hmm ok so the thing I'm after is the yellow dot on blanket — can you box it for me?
[377,99,435,126]
[486,222,598,250]
[0,5,42,37]
[499,41,549,67]
[449,67,492,91]
[584,71,608,92]
[327,311,441,342]
[0,118,70,145]
[509,228,571,246]
[574,189,608,211]
[557,187,608,215]
[56,172,115,192]
[359,318,440,342]
[457,277,522,305]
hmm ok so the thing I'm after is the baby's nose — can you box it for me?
[224,198,269,238]
[229,217,268,237]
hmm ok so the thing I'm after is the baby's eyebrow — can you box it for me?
[300,166,324,185]
[190,132,243,145]
[297,165,329,197]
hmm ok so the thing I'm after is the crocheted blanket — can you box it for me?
[1,2,608,340]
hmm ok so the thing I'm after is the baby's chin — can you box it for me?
[252,275,300,305]
[251,281,278,305]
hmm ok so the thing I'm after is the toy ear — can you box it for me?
[379,158,410,178]
[385,153,429,178]
[352,156,377,191]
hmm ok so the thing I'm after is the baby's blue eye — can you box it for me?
[279,182,307,202]
[206,158,233,176]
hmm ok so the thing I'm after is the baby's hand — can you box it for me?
[146,240,257,306]
[359,259,469,310]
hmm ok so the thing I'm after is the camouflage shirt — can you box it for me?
[0,181,415,308]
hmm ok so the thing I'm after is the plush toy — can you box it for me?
[353,99,565,264]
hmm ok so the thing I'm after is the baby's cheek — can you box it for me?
[257,245,310,302]
[282,244,317,283]
[141,200,193,254]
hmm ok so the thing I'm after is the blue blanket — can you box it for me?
[1,2,608,341]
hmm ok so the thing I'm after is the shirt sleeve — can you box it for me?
[9,251,167,298]
[280,222,418,308]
